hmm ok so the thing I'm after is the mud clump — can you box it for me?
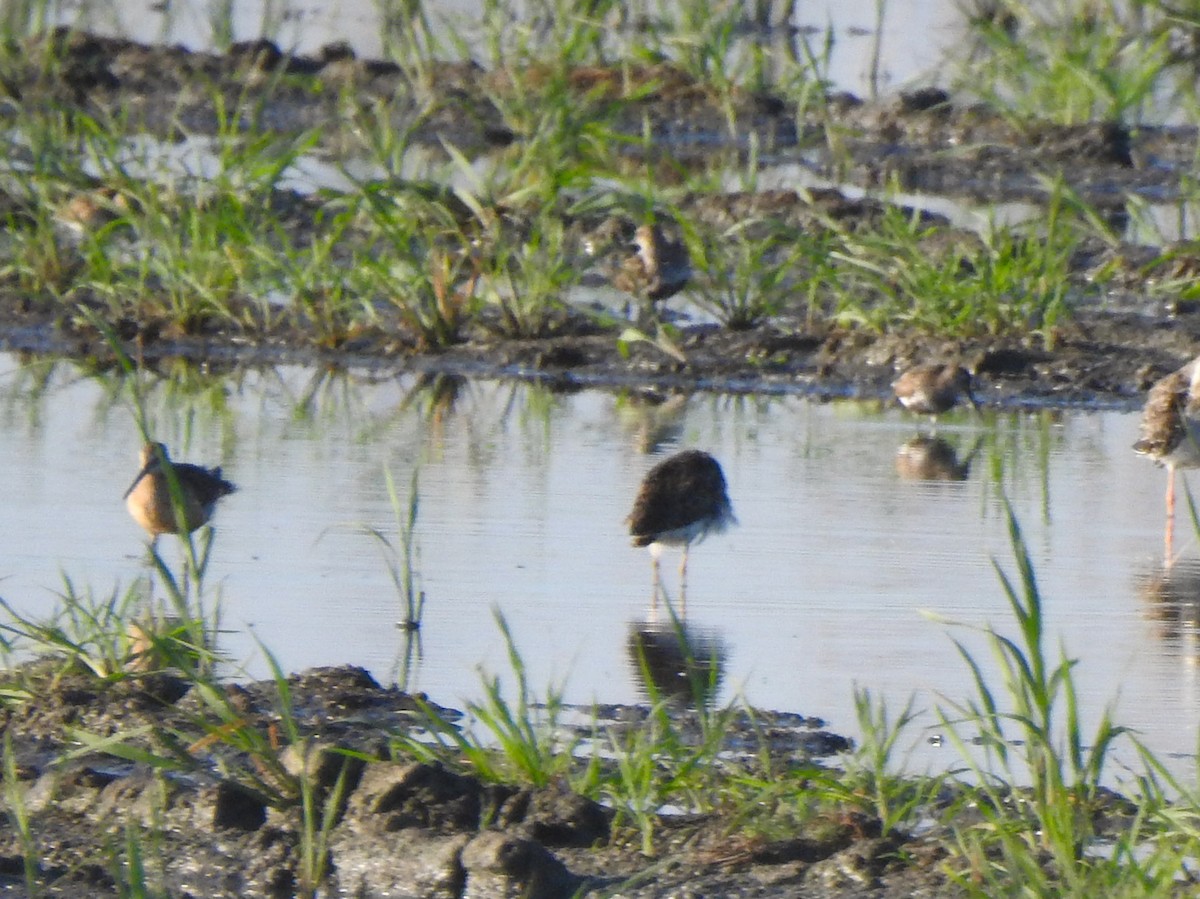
[0,663,958,898]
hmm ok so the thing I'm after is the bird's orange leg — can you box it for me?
[1166,467,1177,568]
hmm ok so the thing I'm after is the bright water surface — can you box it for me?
[3,352,1199,780]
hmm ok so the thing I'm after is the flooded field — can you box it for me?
[8,1,1200,892]
[3,351,1196,779]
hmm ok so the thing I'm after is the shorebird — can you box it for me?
[892,362,980,424]
[613,224,691,327]
[54,186,132,239]
[627,449,735,604]
[124,442,236,541]
[1134,355,1200,564]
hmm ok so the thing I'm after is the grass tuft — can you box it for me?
[935,498,1136,891]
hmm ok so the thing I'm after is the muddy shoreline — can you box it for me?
[0,663,966,899]
[6,300,1195,413]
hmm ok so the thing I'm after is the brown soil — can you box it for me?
[0,31,1192,897]
[0,663,964,898]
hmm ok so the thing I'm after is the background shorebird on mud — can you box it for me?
[613,223,692,330]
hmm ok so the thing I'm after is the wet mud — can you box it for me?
[1,663,969,899]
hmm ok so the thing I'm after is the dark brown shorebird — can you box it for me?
[613,224,691,327]
[627,449,735,605]
[124,442,236,542]
[892,362,980,424]
[1134,355,1200,564]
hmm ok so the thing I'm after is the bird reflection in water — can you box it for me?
[894,435,983,482]
[1136,556,1200,650]
[614,389,688,454]
[626,616,727,708]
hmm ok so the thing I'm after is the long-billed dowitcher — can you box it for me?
[613,224,691,326]
[124,442,236,540]
[892,362,980,422]
[628,449,735,601]
[1134,355,1200,563]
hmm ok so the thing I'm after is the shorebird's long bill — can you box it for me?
[123,463,153,499]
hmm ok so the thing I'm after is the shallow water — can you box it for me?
[3,351,1198,780]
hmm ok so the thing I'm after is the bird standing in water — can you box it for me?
[613,224,691,328]
[1134,355,1200,565]
[628,449,735,608]
[892,362,980,425]
[125,442,236,543]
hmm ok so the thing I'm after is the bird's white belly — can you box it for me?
[651,514,730,548]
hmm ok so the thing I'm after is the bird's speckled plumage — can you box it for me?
[1134,357,1200,468]
[124,442,236,538]
[1134,355,1200,564]
[892,363,979,417]
[614,224,691,308]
